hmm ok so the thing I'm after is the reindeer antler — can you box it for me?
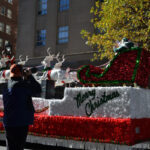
[61,54,65,62]
[19,55,23,62]
[41,47,56,68]
[47,47,51,56]
[55,52,60,61]
[18,55,28,65]
[25,56,28,62]
[54,54,65,69]
[1,50,5,56]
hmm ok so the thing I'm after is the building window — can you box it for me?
[8,0,13,4]
[36,29,46,46]
[0,38,3,47]
[38,0,47,15]
[6,25,11,34]
[7,9,12,18]
[0,7,6,16]
[58,26,69,44]
[59,0,69,12]
[5,40,9,46]
[0,22,4,32]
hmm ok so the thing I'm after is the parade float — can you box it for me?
[0,39,150,150]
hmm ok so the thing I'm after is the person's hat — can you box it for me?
[10,64,23,77]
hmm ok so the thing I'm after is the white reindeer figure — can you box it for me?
[41,47,55,69]
[40,51,66,82]
[18,55,29,65]
[54,54,65,69]
[49,54,65,81]
[40,50,78,85]
[0,51,15,68]
[0,51,15,80]
[39,48,55,80]
[0,53,29,81]
[0,51,9,68]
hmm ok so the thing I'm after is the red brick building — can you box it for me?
[0,0,18,55]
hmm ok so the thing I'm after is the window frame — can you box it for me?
[59,0,69,12]
[5,40,9,46]
[0,38,3,48]
[38,0,47,15]
[0,7,6,16]
[36,29,46,46]
[8,0,13,4]
[6,25,11,35]
[0,22,5,32]
[58,26,69,44]
[7,9,12,19]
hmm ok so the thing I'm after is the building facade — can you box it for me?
[0,0,18,55]
[17,0,100,68]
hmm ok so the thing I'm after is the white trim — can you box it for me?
[0,132,150,149]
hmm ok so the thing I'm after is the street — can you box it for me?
[0,140,82,150]
[0,141,31,150]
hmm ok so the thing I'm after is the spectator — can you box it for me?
[2,64,41,150]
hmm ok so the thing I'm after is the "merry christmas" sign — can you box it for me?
[74,90,120,116]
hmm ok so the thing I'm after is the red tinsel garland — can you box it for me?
[135,49,150,87]
[1,112,150,145]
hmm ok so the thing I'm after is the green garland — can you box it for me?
[77,47,142,85]
[131,48,142,82]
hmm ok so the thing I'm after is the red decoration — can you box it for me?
[2,70,6,78]
[135,49,150,87]
[0,112,150,145]
[78,48,150,88]
[47,70,52,80]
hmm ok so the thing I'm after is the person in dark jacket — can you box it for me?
[2,64,42,150]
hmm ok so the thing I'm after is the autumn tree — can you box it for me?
[81,0,150,61]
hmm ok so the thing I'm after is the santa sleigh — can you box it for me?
[77,47,150,88]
